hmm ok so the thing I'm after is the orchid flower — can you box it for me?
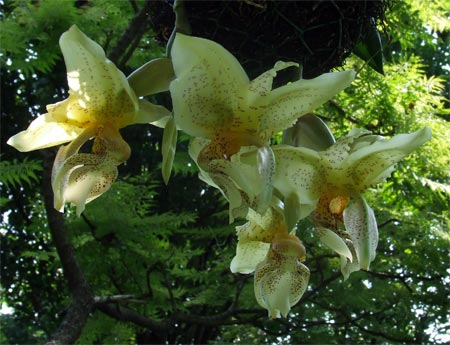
[230,205,287,274]
[7,25,173,215]
[254,238,310,319]
[169,33,355,220]
[274,123,432,275]
[230,205,309,318]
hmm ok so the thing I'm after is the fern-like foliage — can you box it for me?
[0,157,43,189]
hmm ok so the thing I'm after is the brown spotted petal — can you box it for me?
[272,145,322,229]
[230,207,288,273]
[62,158,119,216]
[343,127,432,191]
[343,195,378,270]
[59,25,138,126]
[339,239,361,280]
[254,249,310,318]
[258,70,355,140]
[170,33,248,139]
[170,33,354,143]
[189,138,275,222]
[52,126,130,215]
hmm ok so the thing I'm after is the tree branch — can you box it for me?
[108,1,154,68]
[40,151,94,345]
[96,303,168,332]
[94,295,146,304]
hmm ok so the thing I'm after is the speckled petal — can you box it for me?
[63,161,118,216]
[209,154,260,201]
[51,127,101,212]
[258,70,355,138]
[254,252,310,318]
[339,240,361,280]
[238,207,287,242]
[343,195,378,270]
[59,25,138,125]
[230,240,271,274]
[344,127,432,190]
[52,150,106,212]
[245,61,298,107]
[188,137,219,188]
[170,33,249,138]
[272,145,321,219]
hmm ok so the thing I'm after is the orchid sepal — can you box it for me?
[162,117,178,185]
[343,195,378,270]
[127,58,175,97]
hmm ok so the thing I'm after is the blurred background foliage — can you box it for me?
[0,0,449,344]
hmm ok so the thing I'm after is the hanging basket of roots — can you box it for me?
[149,0,387,78]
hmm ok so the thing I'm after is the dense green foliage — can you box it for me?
[1,0,449,344]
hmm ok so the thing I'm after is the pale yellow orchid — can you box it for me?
[230,205,309,318]
[254,237,310,319]
[230,206,287,274]
[274,124,432,275]
[7,25,173,215]
[170,33,355,219]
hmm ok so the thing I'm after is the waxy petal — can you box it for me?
[230,240,271,274]
[343,196,378,270]
[272,145,322,222]
[339,240,361,280]
[51,127,97,210]
[344,127,432,190]
[190,140,275,221]
[162,117,177,184]
[316,227,353,261]
[282,113,336,151]
[51,126,130,215]
[127,58,175,97]
[7,111,83,152]
[170,33,249,138]
[283,193,303,231]
[64,161,118,216]
[237,207,287,242]
[254,252,310,318]
[134,99,172,126]
[246,61,298,105]
[59,25,138,126]
[255,146,275,213]
[258,70,355,138]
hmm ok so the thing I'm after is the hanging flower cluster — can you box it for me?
[7,26,432,318]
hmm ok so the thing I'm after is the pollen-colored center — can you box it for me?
[313,193,350,230]
[329,195,350,215]
[271,234,306,261]
[198,131,264,167]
